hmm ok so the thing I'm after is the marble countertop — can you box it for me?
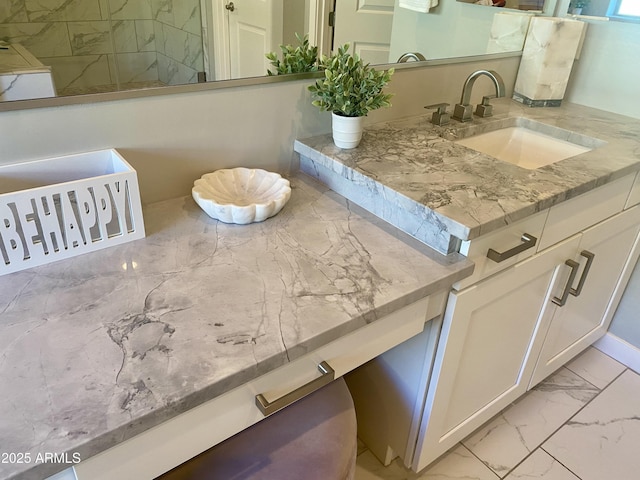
[0,174,473,480]
[295,100,640,253]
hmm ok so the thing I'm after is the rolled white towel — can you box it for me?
[398,0,438,13]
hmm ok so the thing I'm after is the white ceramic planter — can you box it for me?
[331,112,365,149]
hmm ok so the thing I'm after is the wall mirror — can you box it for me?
[0,0,636,110]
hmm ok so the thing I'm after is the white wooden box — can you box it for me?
[0,149,145,276]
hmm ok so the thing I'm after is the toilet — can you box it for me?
[158,377,358,480]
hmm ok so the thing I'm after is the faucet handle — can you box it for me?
[425,103,450,126]
[474,95,496,118]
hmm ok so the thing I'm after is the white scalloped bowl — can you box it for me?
[192,168,291,224]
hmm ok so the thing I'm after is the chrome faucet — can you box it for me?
[397,52,426,63]
[452,70,505,122]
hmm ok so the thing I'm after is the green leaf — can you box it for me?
[307,42,394,116]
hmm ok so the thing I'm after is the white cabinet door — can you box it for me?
[412,235,581,471]
[530,206,640,387]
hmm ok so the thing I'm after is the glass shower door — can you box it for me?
[110,0,206,90]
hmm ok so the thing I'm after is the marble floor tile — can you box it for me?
[543,369,640,480]
[565,346,626,389]
[358,437,369,456]
[504,450,579,480]
[415,444,499,480]
[355,450,416,480]
[462,367,599,477]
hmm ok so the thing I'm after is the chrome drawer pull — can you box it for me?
[487,233,537,263]
[569,250,595,297]
[552,259,580,306]
[255,361,335,416]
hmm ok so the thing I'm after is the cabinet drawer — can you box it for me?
[625,172,640,209]
[539,174,635,251]
[455,211,547,290]
[71,296,432,480]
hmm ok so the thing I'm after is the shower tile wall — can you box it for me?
[0,0,203,95]
[153,0,204,86]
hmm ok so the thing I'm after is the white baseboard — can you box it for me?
[594,333,640,374]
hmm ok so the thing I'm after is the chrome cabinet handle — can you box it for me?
[569,250,595,297]
[487,233,537,263]
[552,259,580,306]
[225,2,235,11]
[255,361,335,416]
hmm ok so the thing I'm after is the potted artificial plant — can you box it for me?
[265,33,319,76]
[308,44,394,149]
[569,0,589,14]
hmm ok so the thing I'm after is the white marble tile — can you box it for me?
[357,438,368,456]
[43,53,112,90]
[0,71,56,101]
[0,22,72,57]
[416,444,499,480]
[67,21,112,55]
[504,450,579,480]
[109,0,152,20]
[114,52,158,83]
[153,19,166,54]
[25,0,101,22]
[355,450,415,480]
[152,0,174,24]
[565,346,626,389]
[161,23,202,68]
[111,19,138,53]
[135,19,156,52]
[543,369,640,480]
[62,0,102,21]
[156,52,197,85]
[173,0,201,36]
[98,0,109,19]
[0,0,28,23]
[462,367,599,477]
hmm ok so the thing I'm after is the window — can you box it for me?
[608,0,640,20]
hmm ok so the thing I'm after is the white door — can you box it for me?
[333,0,394,64]
[212,0,283,80]
[228,0,283,78]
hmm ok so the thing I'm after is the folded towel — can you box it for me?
[398,0,438,13]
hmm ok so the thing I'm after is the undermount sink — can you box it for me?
[449,118,606,170]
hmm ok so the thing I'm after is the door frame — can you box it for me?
[307,0,334,58]
[209,0,333,81]
[211,1,233,80]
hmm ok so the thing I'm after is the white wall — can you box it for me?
[565,19,640,120]
[609,264,640,347]
[0,82,324,204]
[0,56,519,204]
[390,1,497,61]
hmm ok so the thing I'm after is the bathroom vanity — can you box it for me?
[2,97,640,480]
[295,99,640,471]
